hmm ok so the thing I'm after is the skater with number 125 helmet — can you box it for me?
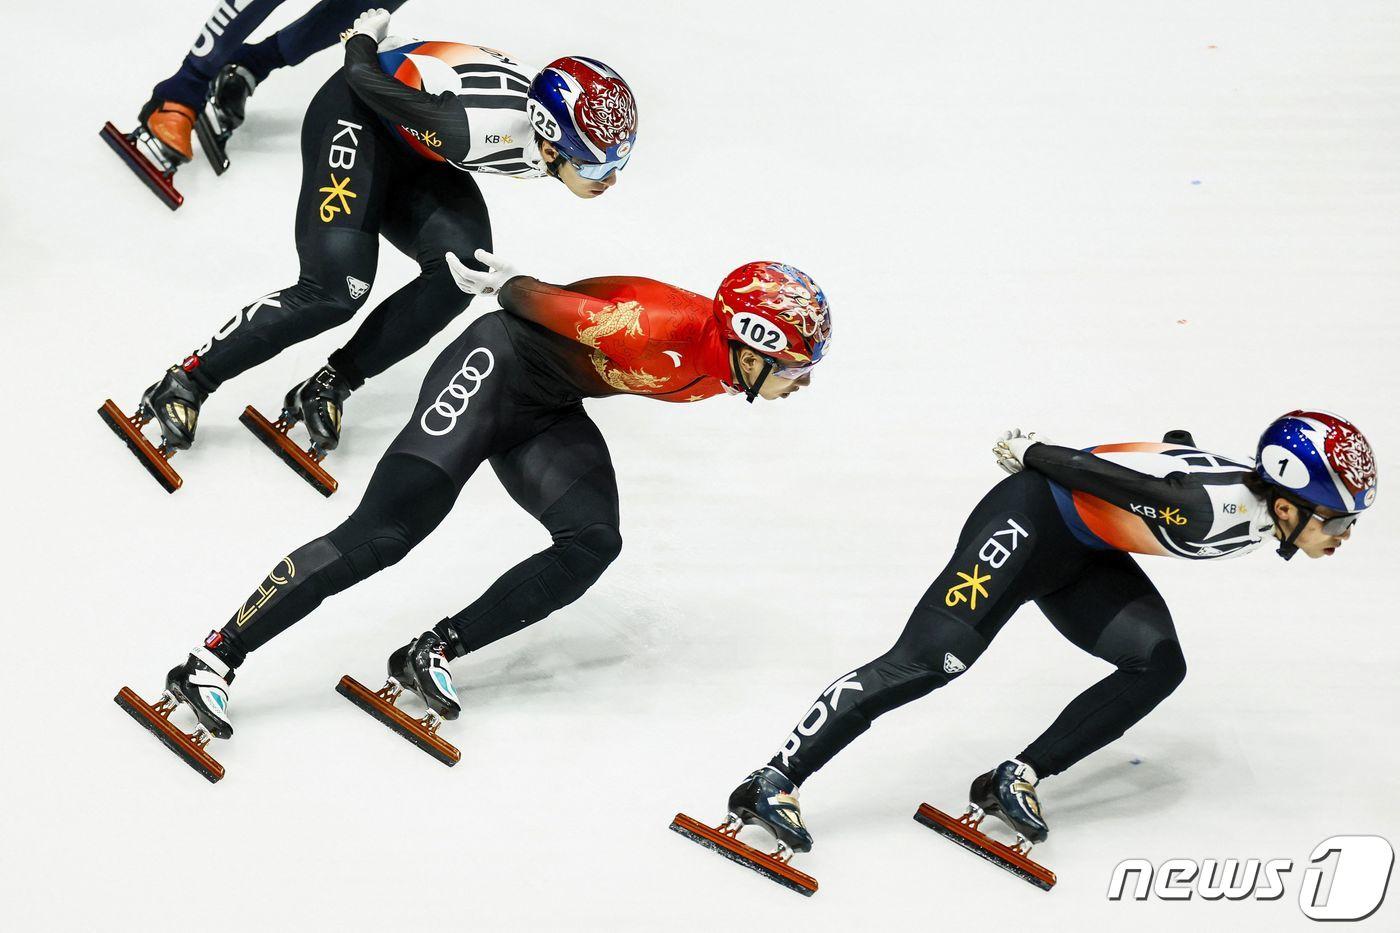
[100,8,640,496]
[671,412,1376,895]
[114,252,832,781]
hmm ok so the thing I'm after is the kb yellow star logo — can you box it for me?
[945,564,992,610]
[318,173,356,222]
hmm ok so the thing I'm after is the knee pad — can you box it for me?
[1140,639,1187,699]
[292,276,362,329]
[862,616,990,717]
[559,522,623,582]
[326,515,413,579]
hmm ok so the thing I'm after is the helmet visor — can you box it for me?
[572,153,630,180]
[1312,512,1359,535]
[768,357,820,381]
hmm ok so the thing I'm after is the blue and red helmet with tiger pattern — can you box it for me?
[714,262,832,376]
[527,57,637,174]
[1255,410,1378,513]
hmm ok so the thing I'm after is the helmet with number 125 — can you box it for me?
[526,57,637,179]
[713,262,833,380]
[1254,410,1378,514]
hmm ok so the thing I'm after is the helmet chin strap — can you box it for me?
[731,346,773,403]
[539,137,566,179]
[1274,494,1312,561]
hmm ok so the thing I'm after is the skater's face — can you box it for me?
[540,141,619,199]
[1273,500,1355,558]
[734,348,812,401]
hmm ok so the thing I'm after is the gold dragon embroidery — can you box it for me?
[576,300,645,348]
[590,351,668,392]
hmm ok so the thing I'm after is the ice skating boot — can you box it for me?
[727,766,813,854]
[115,641,236,783]
[99,99,196,209]
[196,64,257,174]
[337,630,464,766]
[100,363,209,493]
[914,759,1056,890]
[240,364,352,497]
[391,630,463,720]
[970,759,1049,844]
[670,766,819,896]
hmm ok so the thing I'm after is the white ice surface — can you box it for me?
[3,1,1399,931]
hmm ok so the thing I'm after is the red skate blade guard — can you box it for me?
[336,675,460,766]
[115,687,224,783]
[914,803,1056,890]
[99,399,182,493]
[240,405,338,497]
[669,813,818,896]
[100,122,183,210]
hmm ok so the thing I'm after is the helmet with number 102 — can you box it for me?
[526,57,638,180]
[1254,410,1378,515]
[713,262,833,379]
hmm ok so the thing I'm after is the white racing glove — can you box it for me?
[993,429,1052,476]
[445,248,519,296]
[344,8,391,43]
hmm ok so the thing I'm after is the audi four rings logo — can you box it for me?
[420,348,496,436]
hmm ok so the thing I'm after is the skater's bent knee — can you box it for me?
[558,523,622,583]
[575,522,623,565]
[1143,639,1187,696]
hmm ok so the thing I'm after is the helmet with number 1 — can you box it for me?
[526,57,637,177]
[714,262,833,377]
[1254,410,1378,513]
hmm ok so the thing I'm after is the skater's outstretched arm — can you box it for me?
[1022,443,1215,518]
[342,34,473,161]
[497,276,652,359]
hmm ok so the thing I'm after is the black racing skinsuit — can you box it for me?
[770,461,1197,786]
[181,35,494,393]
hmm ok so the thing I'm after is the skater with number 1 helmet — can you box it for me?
[672,412,1376,894]
[100,8,640,496]
[113,254,833,781]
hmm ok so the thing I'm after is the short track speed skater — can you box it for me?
[913,760,1056,890]
[671,767,819,896]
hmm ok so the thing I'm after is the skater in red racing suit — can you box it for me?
[121,257,833,766]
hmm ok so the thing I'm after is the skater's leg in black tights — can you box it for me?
[434,409,622,656]
[1017,553,1186,778]
[209,312,541,664]
[151,1,288,108]
[183,74,392,391]
[768,472,1084,786]
[236,0,410,84]
[328,165,493,385]
[213,454,460,660]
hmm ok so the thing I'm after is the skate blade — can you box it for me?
[194,109,230,175]
[114,687,224,783]
[240,405,337,497]
[336,675,460,766]
[99,122,183,210]
[669,813,818,896]
[99,399,183,493]
[913,803,1055,890]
